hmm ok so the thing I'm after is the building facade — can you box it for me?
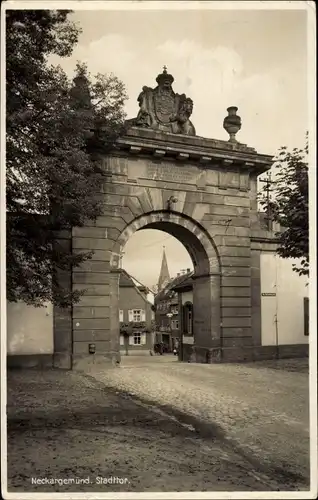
[259,254,309,357]
[171,272,194,358]
[164,257,309,361]
[6,255,309,367]
[154,268,193,352]
[6,269,155,367]
[119,269,154,355]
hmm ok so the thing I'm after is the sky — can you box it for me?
[48,3,309,289]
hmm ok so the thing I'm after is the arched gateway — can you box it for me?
[112,211,221,363]
[53,68,273,369]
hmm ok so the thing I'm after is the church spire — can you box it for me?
[157,246,170,291]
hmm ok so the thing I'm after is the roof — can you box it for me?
[172,272,194,291]
[119,269,154,307]
[119,269,136,287]
[155,271,193,303]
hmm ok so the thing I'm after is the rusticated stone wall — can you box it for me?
[53,230,72,369]
[54,128,276,367]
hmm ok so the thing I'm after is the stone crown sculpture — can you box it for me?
[132,67,196,136]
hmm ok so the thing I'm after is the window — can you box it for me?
[171,307,178,315]
[133,332,141,345]
[183,303,193,335]
[119,310,124,322]
[128,309,145,322]
[133,309,142,322]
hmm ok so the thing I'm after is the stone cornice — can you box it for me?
[251,227,281,242]
[251,236,279,243]
[114,127,273,175]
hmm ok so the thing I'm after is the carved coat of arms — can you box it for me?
[132,67,196,136]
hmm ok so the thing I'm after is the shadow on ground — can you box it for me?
[6,368,309,493]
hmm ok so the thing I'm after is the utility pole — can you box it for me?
[259,171,275,231]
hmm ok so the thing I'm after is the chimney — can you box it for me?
[186,268,190,273]
[177,273,180,277]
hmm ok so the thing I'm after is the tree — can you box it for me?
[258,136,309,276]
[6,10,128,307]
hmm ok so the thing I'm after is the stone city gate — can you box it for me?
[53,68,273,369]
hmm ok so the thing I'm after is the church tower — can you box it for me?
[157,247,170,291]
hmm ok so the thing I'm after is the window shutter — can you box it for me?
[140,333,146,345]
[128,310,134,322]
[119,310,124,322]
[141,310,146,322]
[129,335,135,345]
[119,335,124,346]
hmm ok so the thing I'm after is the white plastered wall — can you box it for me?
[181,290,193,305]
[260,254,309,346]
[7,301,54,355]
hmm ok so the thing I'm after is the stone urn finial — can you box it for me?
[223,106,241,142]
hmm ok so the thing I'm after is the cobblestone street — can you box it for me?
[89,355,310,489]
[5,368,288,494]
[6,357,311,495]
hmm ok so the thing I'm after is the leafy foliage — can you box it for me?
[6,10,128,306]
[259,137,309,276]
[120,322,151,334]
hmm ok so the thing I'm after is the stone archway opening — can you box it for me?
[110,211,222,363]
